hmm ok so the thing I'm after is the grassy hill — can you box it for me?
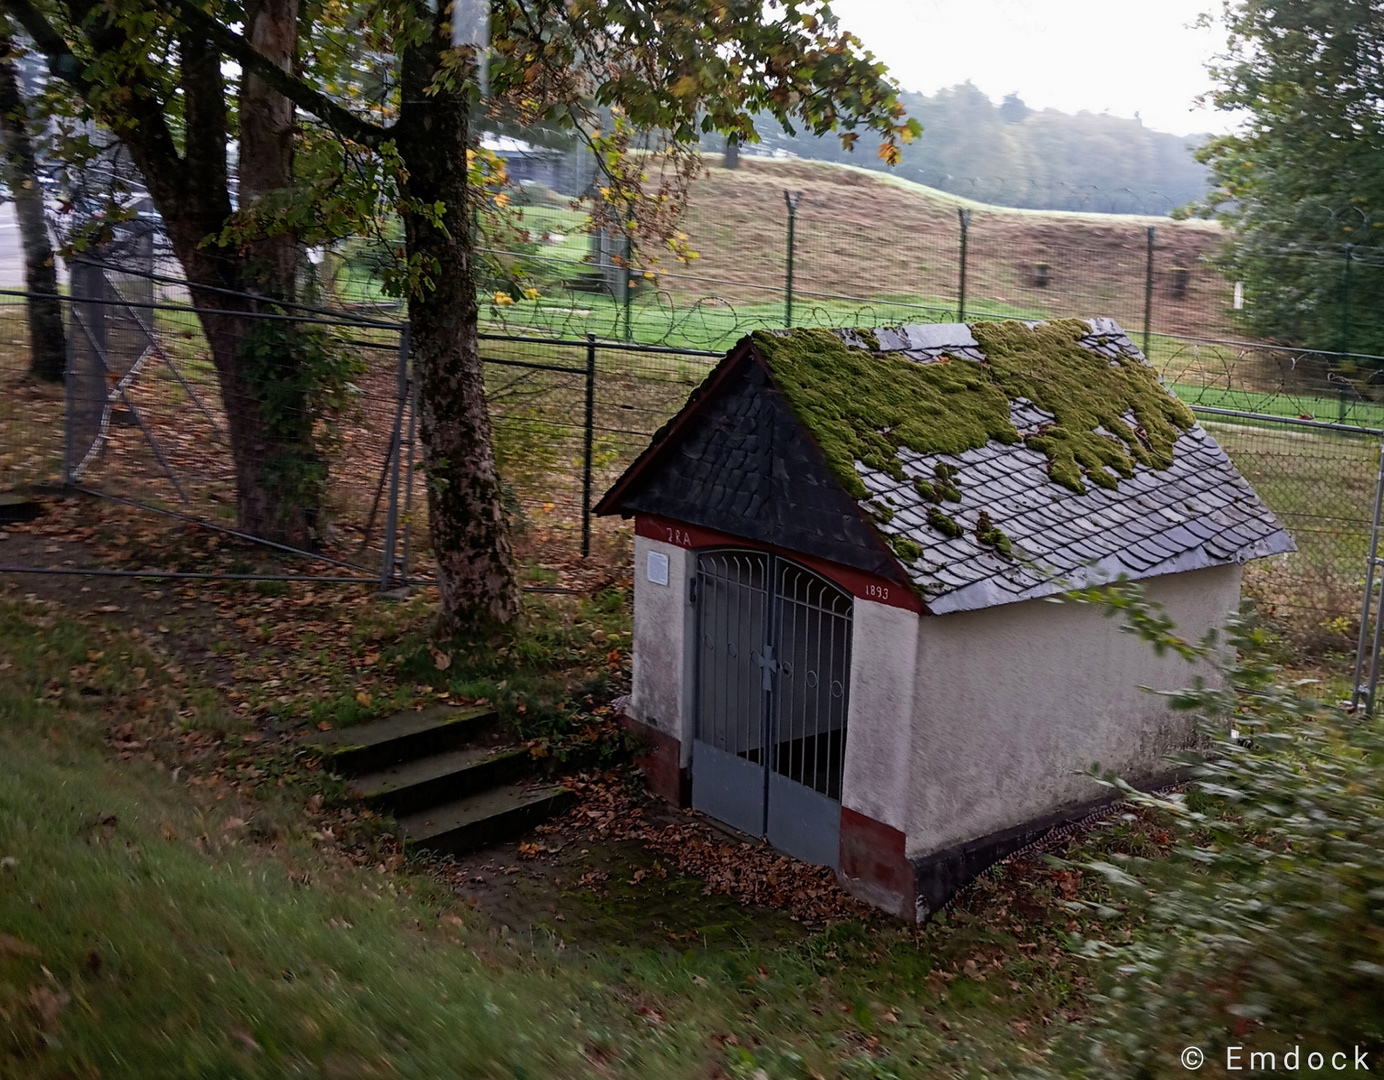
[666,157,1229,341]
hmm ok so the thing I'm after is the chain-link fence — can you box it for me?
[0,254,723,593]
[4,187,1384,662]
[442,163,1382,370]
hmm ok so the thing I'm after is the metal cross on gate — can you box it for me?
[754,645,779,691]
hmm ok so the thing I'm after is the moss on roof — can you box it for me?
[751,319,1195,499]
[750,328,1017,500]
[972,320,1195,491]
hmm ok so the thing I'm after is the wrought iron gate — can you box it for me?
[692,550,853,867]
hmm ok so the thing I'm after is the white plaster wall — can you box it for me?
[840,598,921,832]
[629,535,697,765]
[906,564,1241,858]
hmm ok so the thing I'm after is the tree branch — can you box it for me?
[152,0,390,150]
[3,0,94,95]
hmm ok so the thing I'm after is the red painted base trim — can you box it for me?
[620,714,690,807]
[838,807,915,919]
[635,514,922,613]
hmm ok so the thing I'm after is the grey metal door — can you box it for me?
[692,550,853,867]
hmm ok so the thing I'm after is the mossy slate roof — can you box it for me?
[599,318,1295,615]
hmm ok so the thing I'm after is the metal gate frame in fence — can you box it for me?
[1189,404,1384,713]
[50,257,420,588]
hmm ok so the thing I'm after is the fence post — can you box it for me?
[784,190,802,328]
[581,333,596,557]
[399,366,420,584]
[1143,225,1155,357]
[1355,432,1384,714]
[379,326,409,592]
[1339,243,1355,423]
[63,260,86,483]
[957,208,971,322]
[622,228,634,342]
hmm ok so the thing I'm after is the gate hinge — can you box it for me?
[688,577,699,604]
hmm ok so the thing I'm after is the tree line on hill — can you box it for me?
[723,82,1213,215]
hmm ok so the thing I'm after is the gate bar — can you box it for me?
[1352,433,1384,713]
[400,366,420,583]
[71,488,375,574]
[380,327,410,592]
[581,333,597,557]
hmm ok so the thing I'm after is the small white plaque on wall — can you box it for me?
[645,550,670,586]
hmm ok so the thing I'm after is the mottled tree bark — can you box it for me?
[0,31,65,382]
[239,0,298,298]
[395,23,520,633]
[88,14,317,545]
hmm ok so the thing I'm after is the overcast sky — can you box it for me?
[829,0,1237,137]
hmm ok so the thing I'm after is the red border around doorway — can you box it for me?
[634,514,923,613]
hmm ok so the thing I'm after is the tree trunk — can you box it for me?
[0,31,65,382]
[396,26,519,633]
[129,24,318,546]
[239,0,298,298]
[12,2,322,543]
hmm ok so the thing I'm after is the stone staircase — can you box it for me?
[302,704,575,857]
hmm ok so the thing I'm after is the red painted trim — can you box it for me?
[594,338,757,517]
[839,807,915,919]
[636,514,924,613]
[620,714,689,807]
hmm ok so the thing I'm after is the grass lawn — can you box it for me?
[0,573,1200,1080]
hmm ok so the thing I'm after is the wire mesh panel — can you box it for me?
[1199,417,1381,635]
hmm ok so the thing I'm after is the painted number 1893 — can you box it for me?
[864,583,890,601]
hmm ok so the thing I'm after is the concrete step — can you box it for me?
[300,704,500,776]
[0,493,44,525]
[397,782,576,858]
[350,744,532,818]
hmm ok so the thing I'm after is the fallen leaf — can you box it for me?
[355,690,372,707]
[0,933,41,959]
[229,1026,261,1053]
[316,721,332,731]
[29,986,70,1030]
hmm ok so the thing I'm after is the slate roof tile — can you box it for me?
[840,320,1296,612]
[604,318,1295,614]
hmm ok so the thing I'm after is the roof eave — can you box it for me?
[593,336,760,517]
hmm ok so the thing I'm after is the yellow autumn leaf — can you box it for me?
[877,142,902,166]
[355,690,372,707]
[494,192,511,208]
[493,292,515,306]
[523,287,541,300]
[670,75,699,99]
